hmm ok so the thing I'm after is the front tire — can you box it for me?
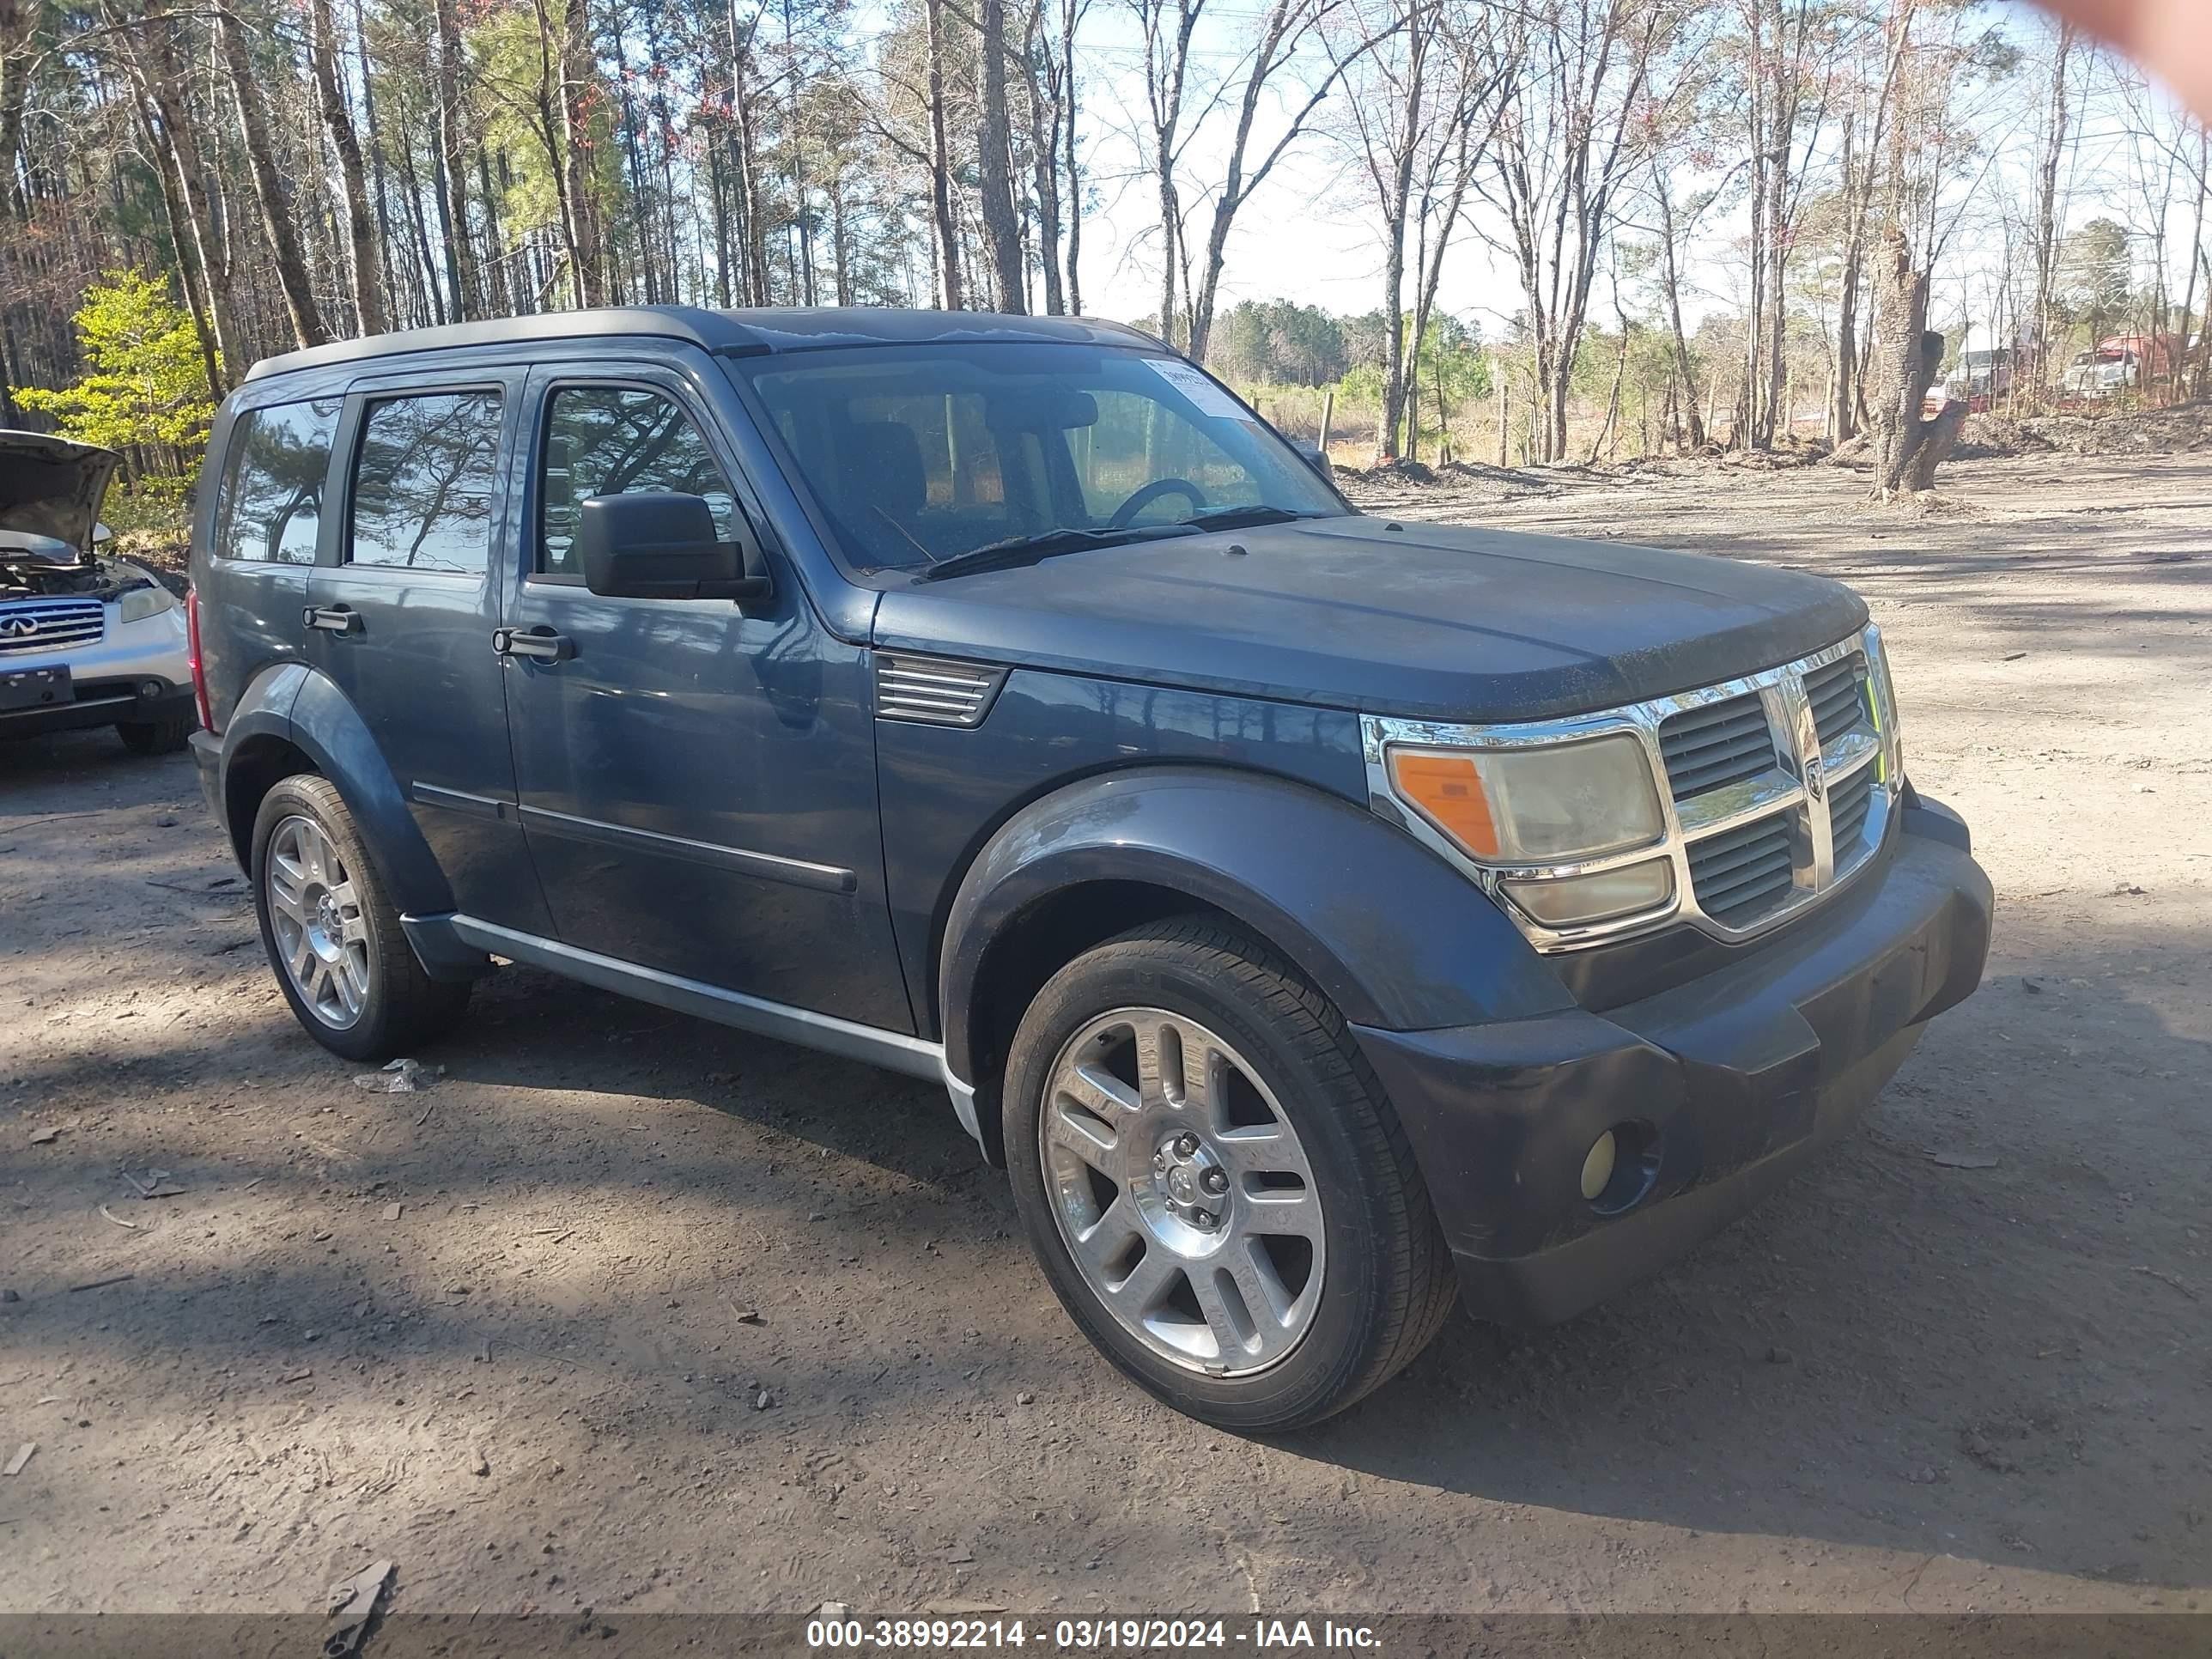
[117,713,193,756]
[250,774,469,1061]
[1003,918,1456,1431]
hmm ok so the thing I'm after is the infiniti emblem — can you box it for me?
[0,617,37,638]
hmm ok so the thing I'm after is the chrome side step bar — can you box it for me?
[415,913,983,1146]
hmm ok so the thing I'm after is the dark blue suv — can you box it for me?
[187,307,1991,1429]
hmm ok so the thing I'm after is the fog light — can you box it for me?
[140,680,162,698]
[1502,857,1674,929]
[1580,1130,1618,1201]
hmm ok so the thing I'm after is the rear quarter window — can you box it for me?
[217,396,343,563]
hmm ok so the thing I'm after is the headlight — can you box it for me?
[1386,732,1664,865]
[117,584,179,625]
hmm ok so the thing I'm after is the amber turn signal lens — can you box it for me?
[1389,750,1500,858]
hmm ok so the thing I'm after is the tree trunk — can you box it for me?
[477,148,513,315]
[1024,2,1065,315]
[113,0,239,382]
[1868,228,1952,496]
[1653,173,1704,447]
[1756,0,1794,450]
[308,0,385,334]
[356,0,402,325]
[924,0,963,308]
[976,0,1025,312]
[0,0,35,223]
[433,0,477,321]
[217,5,328,348]
[1060,0,1083,313]
[559,0,605,306]
[2032,22,2075,386]
[1832,118,1863,441]
[130,89,225,395]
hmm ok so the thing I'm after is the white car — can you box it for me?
[1,430,196,754]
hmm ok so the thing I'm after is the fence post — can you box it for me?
[1319,388,1334,455]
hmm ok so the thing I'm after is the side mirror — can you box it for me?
[574,492,770,603]
[1295,442,1334,482]
[92,522,113,545]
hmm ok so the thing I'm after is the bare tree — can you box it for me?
[1332,0,1505,463]
[925,0,964,307]
[306,0,385,334]
[2030,19,2077,385]
[432,0,477,321]
[1475,0,1679,464]
[976,0,1025,310]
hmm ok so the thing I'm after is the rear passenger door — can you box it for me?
[304,374,553,935]
[495,358,911,1031]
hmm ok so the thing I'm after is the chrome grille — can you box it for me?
[1657,692,1773,801]
[0,598,105,654]
[1686,811,1796,927]
[1804,655,1870,749]
[1364,626,1900,951]
[874,653,1008,727]
[1829,765,1875,860]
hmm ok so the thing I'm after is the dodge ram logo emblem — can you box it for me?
[0,617,37,639]
[1803,754,1825,802]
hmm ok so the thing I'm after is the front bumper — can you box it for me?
[1354,797,1993,1326]
[0,609,195,740]
[1,673,193,738]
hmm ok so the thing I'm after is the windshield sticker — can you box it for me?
[1145,358,1252,422]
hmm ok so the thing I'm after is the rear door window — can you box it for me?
[347,391,504,574]
[220,397,343,563]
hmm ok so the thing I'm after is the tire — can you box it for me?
[117,714,193,756]
[1002,917,1457,1431]
[249,773,469,1062]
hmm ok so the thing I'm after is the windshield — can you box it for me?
[738,343,1347,575]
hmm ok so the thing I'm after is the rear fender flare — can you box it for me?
[217,663,455,917]
[939,766,1572,1094]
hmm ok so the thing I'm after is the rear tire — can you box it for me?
[118,714,192,756]
[250,773,469,1062]
[1002,917,1456,1431]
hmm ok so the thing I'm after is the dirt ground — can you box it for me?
[3,450,2208,1621]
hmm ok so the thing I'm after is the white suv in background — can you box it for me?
[1,430,196,755]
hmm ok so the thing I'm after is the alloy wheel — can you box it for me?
[1038,1006,1326,1376]
[264,813,372,1029]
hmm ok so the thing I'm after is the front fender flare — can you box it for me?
[217,663,455,918]
[938,766,1573,1090]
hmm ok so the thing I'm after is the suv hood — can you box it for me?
[871,514,1869,723]
[0,429,118,561]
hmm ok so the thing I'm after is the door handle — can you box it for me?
[303,605,361,635]
[492,626,574,662]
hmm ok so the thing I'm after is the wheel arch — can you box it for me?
[940,766,1574,1164]
[215,661,455,917]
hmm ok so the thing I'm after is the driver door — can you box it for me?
[495,353,911,1030]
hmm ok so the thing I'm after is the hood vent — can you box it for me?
[874,653,1008,727]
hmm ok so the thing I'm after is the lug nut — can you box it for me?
[1202,1168,1227,1194]
[1176,1133,1199,1157]
[1192,1209,1213,1229]
[1153,1152,1167,1171]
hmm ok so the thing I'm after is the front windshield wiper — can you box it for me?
[1172,505,1333,532]
[913,523,1200,583]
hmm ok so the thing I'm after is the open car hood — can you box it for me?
[0,429,118,562]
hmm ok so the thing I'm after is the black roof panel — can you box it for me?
[243,305,1162,384]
